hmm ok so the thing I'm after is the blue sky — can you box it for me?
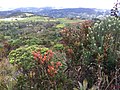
[0,0,116,10]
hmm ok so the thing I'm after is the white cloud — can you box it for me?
[0,0,115,10]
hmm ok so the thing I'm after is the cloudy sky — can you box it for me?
[0,0,116,10]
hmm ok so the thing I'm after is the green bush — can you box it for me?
[9,45,40,70]
[53,44,64,51]
[89,17,120,71]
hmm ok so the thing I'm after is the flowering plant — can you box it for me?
[32,50,63,77]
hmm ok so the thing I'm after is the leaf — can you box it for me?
[83,79,88,90]
[78,81,83,90]
[89,85,97,90]
[73,88,79,90]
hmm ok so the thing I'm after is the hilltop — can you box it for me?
[0,7,110,19]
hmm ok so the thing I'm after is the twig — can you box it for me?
[105,74,120,90]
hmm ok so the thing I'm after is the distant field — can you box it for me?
[57,18,83,23]
[0,18,25,21]
[0,16,83,24]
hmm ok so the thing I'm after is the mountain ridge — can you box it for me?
[0,7,110,18]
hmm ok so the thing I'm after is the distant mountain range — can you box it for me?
[0,7,110,18]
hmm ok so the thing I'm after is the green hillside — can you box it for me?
[0,16,119,90]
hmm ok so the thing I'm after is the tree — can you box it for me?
[111,0,120,17]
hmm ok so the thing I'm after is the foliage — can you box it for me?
[9,45,40,70]
[60,17,120,89]
[53,44,64,51]
[0,58,16,90]
[0,16,120,90]
[56,24,65,28]
[9,47,67,89]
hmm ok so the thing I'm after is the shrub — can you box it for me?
[9,45,40,70]
[60,18,120,89]
[9,45,67,89]
[53,44,64,51]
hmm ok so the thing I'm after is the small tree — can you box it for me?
[111,0,120,17]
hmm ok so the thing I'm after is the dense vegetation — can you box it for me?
[0,15,120,90]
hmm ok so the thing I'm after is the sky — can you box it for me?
[0,0,117,10]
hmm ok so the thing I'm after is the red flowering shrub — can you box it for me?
[23,49,68,90]
[32,50,54,64]
[32,49,63,76]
